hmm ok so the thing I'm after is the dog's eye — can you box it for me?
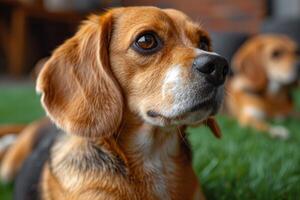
[271,49,284,59]
[133,32,162,54]
[136,34,157,49]
[198,37,210,51]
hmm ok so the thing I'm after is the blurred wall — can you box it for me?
[272,0,300,18]
[123,0,267,33]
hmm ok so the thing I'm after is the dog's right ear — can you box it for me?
[36,12,123,139]
[232,39,268,92]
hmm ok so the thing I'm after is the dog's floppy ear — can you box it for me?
[232,40,268,92]
[205,118,222,138]
[36,12,123,139]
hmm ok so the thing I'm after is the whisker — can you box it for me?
[176,126,188,146]
[224,88,238,104]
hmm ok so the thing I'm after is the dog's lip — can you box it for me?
[176,90,219,117]
[147,92,218,120]
[188,98,215,113]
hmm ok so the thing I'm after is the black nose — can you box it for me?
[192,54,229,86]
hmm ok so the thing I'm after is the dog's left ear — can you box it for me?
[36,12,123,139]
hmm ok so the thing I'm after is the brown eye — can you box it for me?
[271,49,284,59]
[133,32,162,54]
[137,34,156,49]
[199,37,210,51]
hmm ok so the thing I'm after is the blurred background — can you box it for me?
[0,0,300,199]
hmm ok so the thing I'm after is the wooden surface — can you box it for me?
[0,0,90,76]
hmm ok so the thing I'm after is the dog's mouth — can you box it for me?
[146,104,222,139]
[147,89,221,119]
[188,96,219,113]
[147,98,215,119]
[146,89,223,139]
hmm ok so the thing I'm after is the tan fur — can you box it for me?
[0,118,50,182]
[0,7,228,199]
[0,125,25,163]
[36,13,123,139]
[0,124,26,137]
[227,34,299,138]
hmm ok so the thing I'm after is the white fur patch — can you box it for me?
[231,77,250,91]
[161,64,192,118]
[131,126,179,200]
[269,125,290,139]
[268,67,297,84]
[161,64,207,119]
[162,64,183,100]
[146,49,224,126]
[243,106,265,120]
[134,127,178,171]
[0,134,17,183]
[0,134,17,152]
[194,48,219,57]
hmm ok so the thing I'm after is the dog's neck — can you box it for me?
[52,113,193,199]
[85,114,192,199]
[114,113,190,178]
[118,124,185,160]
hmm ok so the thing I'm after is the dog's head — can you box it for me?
[232,34,300,91]
[37,7,228,139]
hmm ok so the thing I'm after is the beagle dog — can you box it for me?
[227,34,300,139]
[0,7,229,200]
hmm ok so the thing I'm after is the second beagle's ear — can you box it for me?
[232,41,268,92]
[36,13,123,139]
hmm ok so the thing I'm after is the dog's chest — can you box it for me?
[48,129,193,200]
[128,128,181,200]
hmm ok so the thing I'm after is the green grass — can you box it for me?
[0,84,45,200]
[189,117,300,200]
[0,85,300,200]
[0,85,44,124]
[189,89,300,200]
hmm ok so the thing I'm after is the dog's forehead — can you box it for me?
[264,36,297,50]
[113,7,171,26]
[113,7,200,35]
[162,8,192,25]
[114,7,190,23]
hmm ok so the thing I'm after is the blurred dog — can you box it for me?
[226,34,300,139]
[0,7,229,200]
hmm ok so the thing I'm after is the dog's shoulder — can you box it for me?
[50,135,127,175]
[45,134,128,194]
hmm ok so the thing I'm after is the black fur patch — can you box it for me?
[49,138,128,179]
[89,144,127,176]
[14,124,60,200]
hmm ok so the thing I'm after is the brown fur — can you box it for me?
[37,13,123,139]
[0,124,26,137]
[0,118,50,182]
[227,34,299,138]
[0,7,226,199]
